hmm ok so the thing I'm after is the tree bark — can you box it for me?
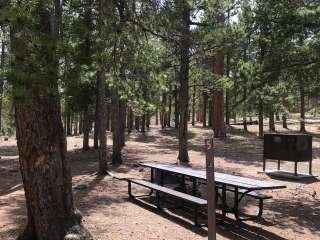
[119,100,126,146]
[79,113,83,135]
[299,81,306,132]
[155,108,159,125]
[66,110,72,136]
[82,106,90,151]
[12,2,92,239]
[177,1,190,163]
[135,116,140,131]
[167,86,172,127]
[112,89,122,164]
[258,99,264,138]
[243,113,248,132]
[106,103,111,131]
[93,96,99,148]
[282,113,288,129]
[269,109,275,132]
[96,70,108,174]
[146,111,150,128]
[73,114,78,135]
[141,113,146,132]
[174,85,179,129]
[191,83,196,126]
[208,99,212,127]
[0,40,5,133]
[203,92,208,127]
[225,53,231,126]
[212,48,226,138]
[161,92,167,129]
[127,107,133,133]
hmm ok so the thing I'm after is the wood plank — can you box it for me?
[129,178,207,205]
[139,162,286,190]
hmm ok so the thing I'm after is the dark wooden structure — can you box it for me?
[263,133,313,175]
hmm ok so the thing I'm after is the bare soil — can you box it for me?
[0,120,320,240]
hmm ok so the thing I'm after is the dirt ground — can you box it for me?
[0,119,320,240]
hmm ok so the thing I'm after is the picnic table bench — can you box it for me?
[127,162,286,225]
[128,178,207,226]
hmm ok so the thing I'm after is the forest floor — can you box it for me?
[0,119,320,240]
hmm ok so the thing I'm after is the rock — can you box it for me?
[4,137,8,141]
[74,182,89,190]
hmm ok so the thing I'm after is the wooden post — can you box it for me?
[205,139,216,240]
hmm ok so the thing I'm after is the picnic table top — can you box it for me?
[139,162,286,191]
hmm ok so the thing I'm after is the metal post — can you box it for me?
[309,159,312,175]
[205,139,216,240]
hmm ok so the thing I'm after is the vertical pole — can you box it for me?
[205,139,216,240]
[309,160,312,175]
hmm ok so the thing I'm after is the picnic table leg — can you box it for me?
[263,158,266,172]
[156,191,161,210]
[148,168,154,196]
[233,188,240,220]
[294,162,298,176]
[128,181,133,199]
[192,178,197,196]
[277,160,281,171]
[221,184,227,222]
[181,175,186,193]
[194,205,199,226]
[234,189,264,221]
[309,160,312,175]
[160,171,164,186]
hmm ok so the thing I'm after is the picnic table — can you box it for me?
[138,162,286,222]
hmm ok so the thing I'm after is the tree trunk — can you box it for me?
[174,85,179,129]
[269,109,275,132]
[12,2,92,239]
[93,95,99,148]
[73,114,78,135]
[167,87,172,127]
[208,99,212,127]
[282,113,288,129]
[161,92,167,129]
[225,53,231,126]
[0,40,5,133]
[191,83,196,126]
[135,116,140,131]
[112,89,122,164]
[66,110,72,136]
[127,107,133,133]
[79,113,83,135]
[83,106,90,151]
[141,113,146,132]
[177,1,190,163]
[155,108,159,125]
[96,70,108,174]
[203,92,208,127]
[106,103,111,131]
[146,111,150,128]
[212,48,226,138]
[258,99,264,138]
[119,100,126,146]
[299,81,306,132]
[243,113,248,132]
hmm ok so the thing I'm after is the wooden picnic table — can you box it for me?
[139,161,286,222]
